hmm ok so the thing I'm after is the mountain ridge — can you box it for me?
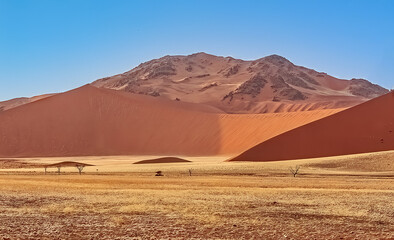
[1,53,388,114]
[92,52,388,113]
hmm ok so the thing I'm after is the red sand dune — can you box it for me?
[133,157,191,164]
[231,91,394,161]
[0,94,55,112]
[0,85,343,158]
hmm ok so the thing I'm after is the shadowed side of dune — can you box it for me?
[133,157,191,164]
[0,85,342,158]
[231,91,394,161]
[0,85,224,157]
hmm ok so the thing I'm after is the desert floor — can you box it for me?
[0,151,393,239]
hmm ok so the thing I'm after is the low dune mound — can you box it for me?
[231,91,394,161]
[44,161,94,168]
[134,157,191,164]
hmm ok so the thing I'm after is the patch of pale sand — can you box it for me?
[0,150,393,175]
[0,155,227,173]
[304,150,394,172]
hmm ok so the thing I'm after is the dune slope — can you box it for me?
[0,94,54,112]
[0,85,342,157]
[231,91,394,161]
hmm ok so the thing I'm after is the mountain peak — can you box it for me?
[91,53,388,114]
[258,54,292,65]
[188,52,212,57]
[3,52,388,114]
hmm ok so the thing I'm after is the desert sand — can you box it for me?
[232,91,394,161]
[0,84,343,158]
[0,93,54,112]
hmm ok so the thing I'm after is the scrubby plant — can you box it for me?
[76,165,85,175]
[289,165,300,177]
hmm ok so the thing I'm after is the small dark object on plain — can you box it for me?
[289,165,301,177]
[155,171,163,176]
[76,165,85,175]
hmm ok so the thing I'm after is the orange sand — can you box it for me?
[231,91,394,161]
[0,85,343,157]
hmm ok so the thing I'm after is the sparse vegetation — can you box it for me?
[0,172,392,239]
[289,165,301,177]
[43,161,93,175]
[76,165,85,175]
[0,153,392,239]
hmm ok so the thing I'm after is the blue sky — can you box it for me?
[0,0,393,101]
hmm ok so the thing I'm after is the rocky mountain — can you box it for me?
[92,53,388,113]
[1,53,388,114]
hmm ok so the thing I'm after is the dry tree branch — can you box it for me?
[76,165,85,175]
[289,165,301,177]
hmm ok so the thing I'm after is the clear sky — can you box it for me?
[0,0,393,101]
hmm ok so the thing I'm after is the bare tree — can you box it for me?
[188,169,192,176]
[44,166,47,175]
[76,165,85,175]
[289,165,301,177]
[57,166,61,175]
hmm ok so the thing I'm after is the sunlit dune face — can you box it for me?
[233,92,394,161]
[0,85,343,158]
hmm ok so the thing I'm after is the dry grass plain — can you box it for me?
[0,151,393,239]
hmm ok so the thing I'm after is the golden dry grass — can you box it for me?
[0,151,393,239]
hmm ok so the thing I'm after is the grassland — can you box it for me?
[0,151,393,239]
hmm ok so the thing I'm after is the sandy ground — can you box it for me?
[0,151,393,239]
